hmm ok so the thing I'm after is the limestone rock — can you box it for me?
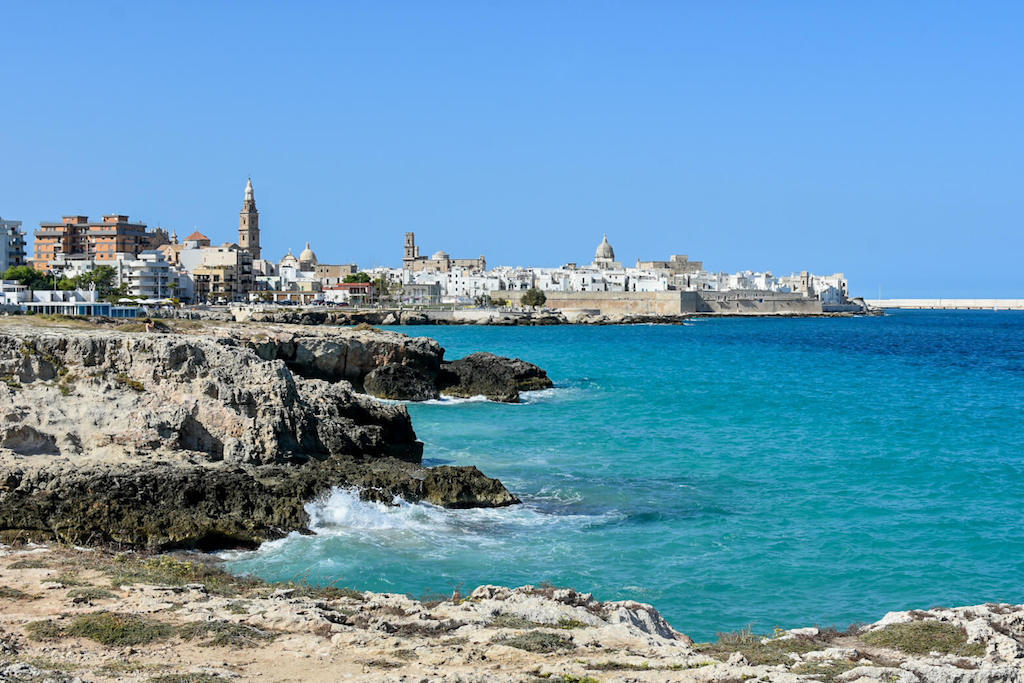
[438,352,554,403]
[0,325,518,549]
[364,363,440,401]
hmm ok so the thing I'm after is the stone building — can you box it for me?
[593,234,622,270]
[636,254,703,275]
[0,217,26,272]
[402,232,485,273]
[32,214,168,271]
[315,263,359,284]
[188,243,254,303]
[297,242,318,271]
[238,178,261,260]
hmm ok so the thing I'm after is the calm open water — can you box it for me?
[225,310,1024,640]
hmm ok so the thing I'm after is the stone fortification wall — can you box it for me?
[695,290,823,314]
[543,291,692,315]
[544,290,823,315]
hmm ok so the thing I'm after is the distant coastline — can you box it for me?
[156,305,882,328]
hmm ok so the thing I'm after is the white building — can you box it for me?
[50,251,180,300]
[0,282,140,317]
[393,233,853,306]
[0,217,26,272]
[119,251,175,299]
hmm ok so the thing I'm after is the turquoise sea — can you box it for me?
[225,311,1024,641]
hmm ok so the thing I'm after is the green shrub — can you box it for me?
[557,618,587,629]
[694,626,821,666]
[68,612,174,646]
[490,614,541,629]
[861,621,984,656]
[7,558,47,569]
[495,630,575,653]
[177,620,277,648]
[0,586,32,600]
[520,288,546,307]
[27,612,174,646]
[68,587,116,602]
[114,373,145,392]
[106,555,254,596]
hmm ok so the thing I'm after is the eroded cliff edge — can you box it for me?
[0,320,530,548]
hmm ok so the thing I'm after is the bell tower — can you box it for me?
[239,177,261,259]
[403,232,419,266]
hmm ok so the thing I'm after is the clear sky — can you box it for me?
[1,1,1021,297]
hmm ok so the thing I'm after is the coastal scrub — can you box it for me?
[861,621,984,656]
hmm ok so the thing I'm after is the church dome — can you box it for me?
[432,250,450,260]
[280,249,299,267]
[595,234,615,260]
[299,241,318,265]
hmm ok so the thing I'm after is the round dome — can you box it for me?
[595,234,615,260]
[299,241,318,265]
[432,250,450,260]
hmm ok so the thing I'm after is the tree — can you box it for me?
[344,272,371,283]
[491,297,508,308]
[77,265,119,295]
[3,266,51,291]
[520,288,546,307]
[372,276,391,297]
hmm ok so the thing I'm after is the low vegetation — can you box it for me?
[27,612,175,646]
[113,372,145,392]
[177,620,277,648]
[861,621,985,657]
[67,587,116,602]
[791,660,860,681]
[695,626,827,666]
[0,586,33,600]
[495,630,575,653]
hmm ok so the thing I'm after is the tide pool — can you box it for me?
[225,311,1024,640]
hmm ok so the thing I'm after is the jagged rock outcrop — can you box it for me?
[0,331,419,464]
[363,363,440,401]
[234,327,553,403]
[0,456,518,549]
[438,352,554,403]
[244,328,445,387]
[0,324,518,549]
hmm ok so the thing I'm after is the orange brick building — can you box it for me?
[33,215,168,271]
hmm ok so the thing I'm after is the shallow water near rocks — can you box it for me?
[224,310,1024,640]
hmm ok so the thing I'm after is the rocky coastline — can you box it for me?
[160,306,876,328]
[0,317,549,549]
[0,547,1022,682]
[0,314,1010,682]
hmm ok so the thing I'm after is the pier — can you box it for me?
[866,299,1024,310]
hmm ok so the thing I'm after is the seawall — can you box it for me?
[866,298,1024,310]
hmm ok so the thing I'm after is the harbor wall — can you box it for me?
[544,290,823,315]
[866,299,1024,310]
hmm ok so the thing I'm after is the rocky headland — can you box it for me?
[0,317,550,549]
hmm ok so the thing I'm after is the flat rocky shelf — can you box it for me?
[0,547,1021,682]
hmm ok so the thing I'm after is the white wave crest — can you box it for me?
[305,487,448,531]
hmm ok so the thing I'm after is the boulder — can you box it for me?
[438,352,554,403]
[364,363,439,401]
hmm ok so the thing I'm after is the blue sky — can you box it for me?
[1,1,1021,297]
